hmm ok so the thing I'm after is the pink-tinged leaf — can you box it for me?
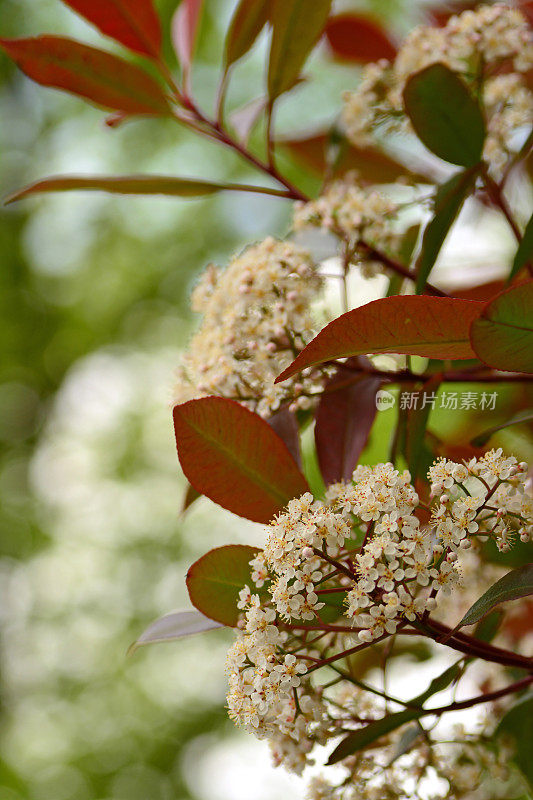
[173,397,309,523]
[324,14,396,63]
[267,406,301,468]
[172,0,204,72]
[0,36,170,115]
[187,545,263,626]
[268,0,331,100]
[276,296,484,384]
[128,610,221,654]
[470,281,533,374]
[224,0,270,68]
[315,359,381,485]
[4,174,293,204]
[230,96,268,145]
[61,0,161,58]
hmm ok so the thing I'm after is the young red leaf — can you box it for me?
[61,0,161,58]
[173,397,309,523]
[470,281,533,374]
[314,359,382,485]
[276,296,483,384]
[0,36,170,115]
[324,14,396,63]
[172,0,204,73]
[4,174,292,204]
[186,545,262,626]
[403,63,485,167]
[267,406,301,468]
[224,0,270,68]
[268,0,331,100]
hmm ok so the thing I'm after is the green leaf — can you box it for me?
[0,35,170,115]
[470,410,533,447]
[416,167,479,293]
[128,610,222,654]
[473,608,504,643]
[509,212,533,282]
[275,296,483,384]
[403,374,442,479]
[495,692,533,791]
[4,174,293,204]
[186,545,263,626]
[470,281,533,374]
[173,397,309,524]
[224,0,270,67]
[328,662,462,764]
[268,0,331,100]
[458,564,533,627]
[403,63,485,167]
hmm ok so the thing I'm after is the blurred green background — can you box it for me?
[1,1,532,799]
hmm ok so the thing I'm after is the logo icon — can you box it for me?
[375,390,395,410]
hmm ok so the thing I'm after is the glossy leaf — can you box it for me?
[128,610,221,654]
[324,14,396,63]
[458,564,533,627]
[495,692,533,791]
[416,166,479,293]
[61,0,161,57]
[509,211,533,282]
[275,296,483,384]
[4,174,292,204]
[403,63,485,167]
[0,36,170,115]
[470,410,533,447]
[224,0,270,67]
[315,359,381,485]
[328,662,461,764]
[268,0,331,100]
[470,281,533,373]
[172,0,203,72]
[173,397,309,523]
[187,545,262,626]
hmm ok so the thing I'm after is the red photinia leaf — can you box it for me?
[276,296,483,384]
[451,279,506,303]
[0,36,170,115]
[470,281,533,374]
[61,0,161,58]
[3,174,292,204]
[173,397,309,523]
[172,0,204,73]
[315,359,381,486]
[277,131,424,184]
[324,14,396,63]
[267,406,301,468]
[187,545,263,626]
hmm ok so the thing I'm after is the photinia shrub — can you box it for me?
[4,0,533,797]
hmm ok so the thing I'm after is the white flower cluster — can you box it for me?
[342,4,533,175]
[293,174,401,277]
[173,237,324,418]
[225,452,532,779]
[429,449,533,552]
[225,588,328,773]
